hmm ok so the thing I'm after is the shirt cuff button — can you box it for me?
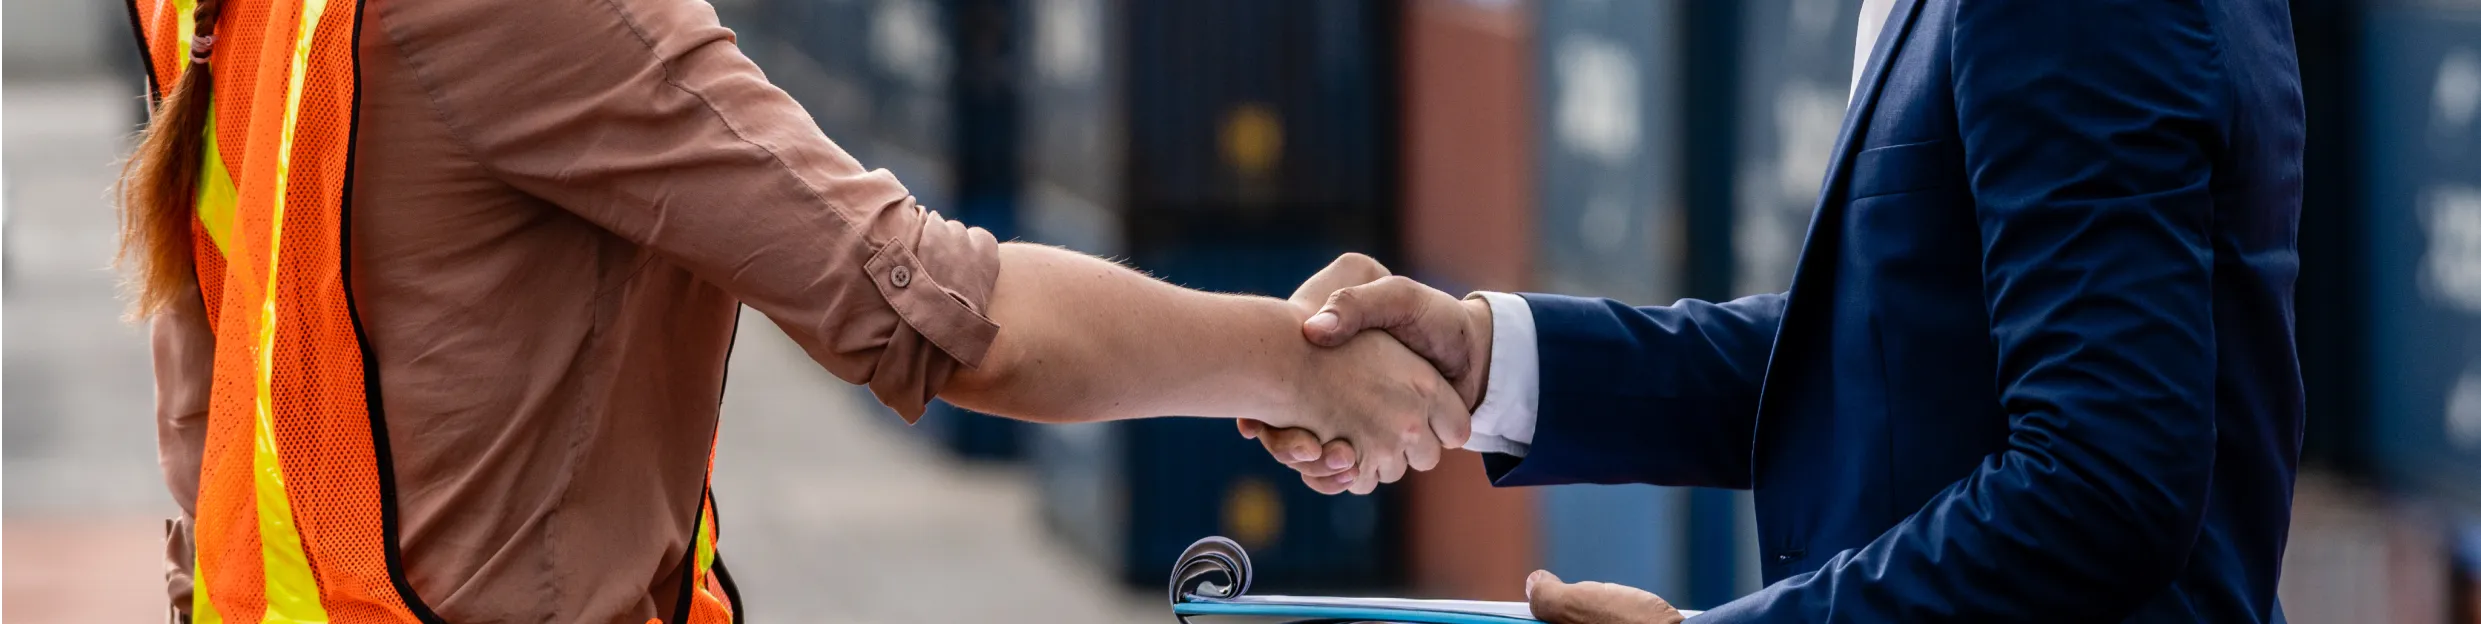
[890,265,914,288]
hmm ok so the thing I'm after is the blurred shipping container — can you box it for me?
[1399,0,1536,294]
[1532,0,1683,305]
[907,0,1033,460]
[746,0,1034,460]
[1730,0,1858,297]
[1018,0,1398,243]
[1032,244,1405,591]
[751,0,878,147]
[2359,0,2481,513]
[1396,0,1540,601]
[1019,0,1126,254]
[1526,0,1708,607]
[1014,0,1406,590]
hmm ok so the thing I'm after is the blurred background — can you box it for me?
[6,0,2480,621]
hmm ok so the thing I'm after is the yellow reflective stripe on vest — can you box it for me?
[170,0,238,255]
[249,0,335,621]
[172,0,195,67]
[696,505,717,575]
[198,107,238,254]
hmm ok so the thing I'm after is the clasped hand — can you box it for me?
[1243,253,1495,494]
[1244,255,1687,624]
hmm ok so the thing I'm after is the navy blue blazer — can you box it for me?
[1487,0,2306,621]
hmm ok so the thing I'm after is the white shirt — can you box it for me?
[1467,1,1899,455]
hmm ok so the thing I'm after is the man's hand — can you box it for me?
[1281,329,1465,494]
[1237,253,1492,494]
[1303,275,1493,410]
[1526,571,1686,624]
[1244,253,1466,494]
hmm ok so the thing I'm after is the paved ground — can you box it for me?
[2,77,1159,624]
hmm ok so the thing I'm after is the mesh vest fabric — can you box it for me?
[133,0,733,621]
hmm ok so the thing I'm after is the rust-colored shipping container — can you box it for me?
[1400,0,1535,294]
[1398,0,1539,601]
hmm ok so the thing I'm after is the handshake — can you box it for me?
[1236,252,1498,496]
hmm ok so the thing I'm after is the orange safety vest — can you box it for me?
[128,1,733,621]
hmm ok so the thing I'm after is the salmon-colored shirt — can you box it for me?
[148,0,1002,621]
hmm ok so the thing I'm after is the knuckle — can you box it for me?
[1409,372,1443,398]
[1326,286,1362,308]
[1335,252,1385,277]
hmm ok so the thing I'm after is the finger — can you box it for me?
[1255,426,1351,477]
[1236,418,1265,440]
[1403,412,1443,473]
[1301,470,1354,495]
[1376,451,1409,484]
[1349,459,1380,495]
[1319,439,1357,472]
[1423,372,1473,450]
[1256,426,1324,463]
[1306,276,1430,347]
[1527,571,1581,623]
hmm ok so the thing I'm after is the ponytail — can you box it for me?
[117,0,225,318]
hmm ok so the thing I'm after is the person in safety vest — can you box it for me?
[118,0,1468,621]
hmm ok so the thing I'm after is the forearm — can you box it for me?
[1488,293,1783,488]
[940,243,1315,424]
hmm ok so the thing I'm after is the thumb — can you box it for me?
[1527,570,1575,621]
[1527,570,1681,624]
[1304,276,1424,347]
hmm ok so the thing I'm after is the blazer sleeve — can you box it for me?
[1697,1,2225,621]
[1483,292,1785,489]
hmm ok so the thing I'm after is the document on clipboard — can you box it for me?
[1165,536,1701,624]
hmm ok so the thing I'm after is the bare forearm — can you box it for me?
[940,243,1314,424]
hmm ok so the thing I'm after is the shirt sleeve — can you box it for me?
[1465,291,1541,457]
[371,0,1000,419]
[152,282,215,621]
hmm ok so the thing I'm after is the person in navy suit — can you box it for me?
[1246,0,2306,621]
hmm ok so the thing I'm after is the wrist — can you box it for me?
[1240,294,1323,425]
[1459,296,1494,411]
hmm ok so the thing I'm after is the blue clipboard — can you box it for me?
[1166,536,1546,624]
[1172,600,1541,624]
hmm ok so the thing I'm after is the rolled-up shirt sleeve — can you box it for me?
[374,0,1000,418]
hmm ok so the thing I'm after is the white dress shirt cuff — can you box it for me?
[1463,291,1541,457]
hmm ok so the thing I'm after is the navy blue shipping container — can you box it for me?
[863,0,955,165]
[1119,1,1395,212]
[1731,0,1862,296]
[1019,0,1122,221]
[1017,0,1396,233]
[757,0,880,147]
[1532,0,1686,305]
[1525,0,1707,607]
[2359,1,2481,510]
[1028,243,1403,590]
